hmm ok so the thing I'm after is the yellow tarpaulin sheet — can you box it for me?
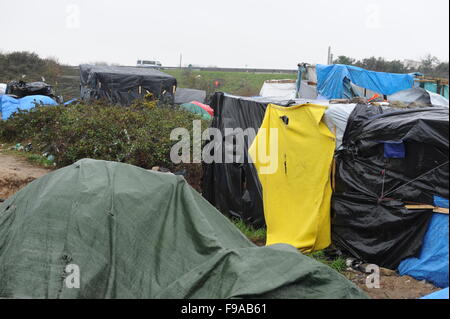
[249,103,336,253]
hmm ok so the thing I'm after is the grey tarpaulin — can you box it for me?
[80,65,177,106]
[0,159,367,299]
[174,88,207,104]
[323,104,357,150]
[388,87,449,108]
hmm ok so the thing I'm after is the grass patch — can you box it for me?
[307,250,347,273]
[165,69,297,96]
[231,218,266,245]
[0,146,55,169]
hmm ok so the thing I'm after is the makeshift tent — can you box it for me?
[80,65,177,106]
[0,95,58,120]
[180,102,212,120]
[323,104,357,150]
[398,197,449,288]
[332,105,449,269]
[259,80,318,100]
[259,80,297,99]
[202,93,355,228]
[6,81,56,99]
[174,88,206,104]
[422,82,449,99]
[388,87,449,108]
[0,159,367,299]
[316,64,415,100]
[191,101,214,116]
[249,104,335,252]
[202,93,297,228]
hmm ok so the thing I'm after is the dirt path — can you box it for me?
[344,269,439,299]
[0,153,51,199]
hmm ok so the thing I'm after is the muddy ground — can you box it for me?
[0,152,442,299]
[0,152,50,199]
[344,268,439,299]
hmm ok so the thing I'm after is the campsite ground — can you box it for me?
[0,151,51,199]
[0,150,442,300]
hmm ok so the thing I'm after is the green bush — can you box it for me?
[0,102,209,191]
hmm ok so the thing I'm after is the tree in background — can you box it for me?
[333,56,356,66]
[0,51,63,83]
[333,54,448,78]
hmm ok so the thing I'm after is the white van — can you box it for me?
[136,60,162,69]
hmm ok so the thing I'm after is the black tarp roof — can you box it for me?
[332,104,449,268]
[79,65,177,105]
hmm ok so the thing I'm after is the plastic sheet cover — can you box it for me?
[388,87,449,108]
[80,65,177,106]
[317,64,415,100]
[0,159,367,299]
[0,95,58,120]
[249,104,335,252]
[202,93,297,227]
[332,105,449,269]
[174,88,206,104]
[398,196,449,288]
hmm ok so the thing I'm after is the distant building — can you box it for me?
[403,59,421,70]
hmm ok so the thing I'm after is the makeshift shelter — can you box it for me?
[0,159,367,299]
[259,79,318,100]
[259,80,297,99]
[80,65,177,106]
[203,93,356,228]
[6,81,56,99]
[316,64,416,100]
[388,87,449,108]
[180,102,212,120]
[0,95,58,120]
[332,105,449,269]
[249,103,336,252]
[203,93,295,227]
[174,88,206,104]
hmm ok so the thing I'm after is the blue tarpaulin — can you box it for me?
[0,95,57,120]
[398,197,449,288]
[421,288,449,300]
[316,64,416,100]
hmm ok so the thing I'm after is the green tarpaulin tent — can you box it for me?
[180,102,212,120]
[0,159,367,299]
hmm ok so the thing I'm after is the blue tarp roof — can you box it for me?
[0,95,57,120]
[316,64,416,99]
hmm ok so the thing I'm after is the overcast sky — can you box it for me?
[0,0,448,68]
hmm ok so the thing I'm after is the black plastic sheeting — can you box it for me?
[174,88,207,104]
[202,93,296,228]
[332,104,449,269]
[79,65,177,106]
[6,81,56,99]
